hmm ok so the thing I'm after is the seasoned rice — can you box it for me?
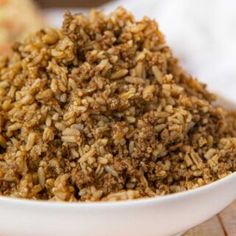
[0,8,236,201]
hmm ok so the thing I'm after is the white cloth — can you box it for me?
[44,0,236,101]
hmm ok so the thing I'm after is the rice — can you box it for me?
[0,8,236,202]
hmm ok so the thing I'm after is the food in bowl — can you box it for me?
[0,7,235,202]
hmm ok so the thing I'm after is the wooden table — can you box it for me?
[35,0,111,8]
[184,201,236,236]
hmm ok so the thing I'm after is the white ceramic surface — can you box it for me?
[0,172,236,236]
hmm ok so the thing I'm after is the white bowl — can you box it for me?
[0,172,236,236]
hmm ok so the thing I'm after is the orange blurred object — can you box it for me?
[0,0,43,55]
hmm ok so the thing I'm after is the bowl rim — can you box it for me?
[0,171,236,209]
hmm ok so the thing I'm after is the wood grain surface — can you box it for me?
[35,0,111,8]
[185,201,236,236]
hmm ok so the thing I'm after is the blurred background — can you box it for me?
[0,0,236,101]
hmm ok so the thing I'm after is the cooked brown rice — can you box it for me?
[0,8,236,201]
